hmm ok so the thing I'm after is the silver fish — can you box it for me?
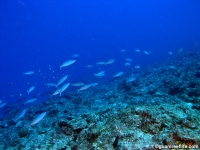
[0,103,6,108]
[13,109,27,122]
[77,84,92,92]
[96,61,106,65]
[52,88,60,96]
[143,51,151,55]
[126,77,136,83]
[60,60,76,70]
[135,49,140,53]
[125,62,131,66]
[135,65,140,69]
[85,65,93,68]
[23,71,34,75]
[71,82,85,86]
[45,83,57,87]
[24,98,37,104]
[120,49,125,52]
[30,112,46,126]
[27,86,35,95]
[94,71,105,77]
[60,83,70,96]
[89,83,98,86]
[106,59,115,64]
[72,54,79,58]
[57,75,68,87]
[113,72,124,78]
[125,58,132,61]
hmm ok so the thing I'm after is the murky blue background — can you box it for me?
[0,0,200,110]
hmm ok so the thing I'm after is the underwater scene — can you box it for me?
[0,0,200,150]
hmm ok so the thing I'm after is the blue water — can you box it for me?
[0,0,200,112]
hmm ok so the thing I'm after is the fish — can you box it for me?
[60,83,70,96]
[52,88,60,96]
[85,65,93,68]
[0,103,6,108]
[71,82,85,86]
[120,49,125,52]
[113,72,124,78]
[60,60,76,70]
[168,52,172,55]
[45,83,57,87]
[30,112,46,126]
[27,86,35,95]
[72,54,79,58]
[126,76,136,83]
[96,61,106,65]
[13,109,27,122]
[135,49,140,53]
[169,66,176,69]
[94,71,105,77]
[135,65,140,69]
[57,75,68,87]
[23,71,34,75]
[143,51,151,55]
[89,83,98,86]
[177,48,183,54]
[24,98,37,104]
[77,84,92,92]
[125,62,131,66]
[125,58,132,61]
[106,59,115,65]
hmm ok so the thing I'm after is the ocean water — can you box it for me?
[0,0,200,115]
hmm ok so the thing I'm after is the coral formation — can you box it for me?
[0,51,200,149]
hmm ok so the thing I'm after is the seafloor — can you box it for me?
[0,51,200,150]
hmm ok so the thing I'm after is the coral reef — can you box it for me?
[0,51,200,149]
